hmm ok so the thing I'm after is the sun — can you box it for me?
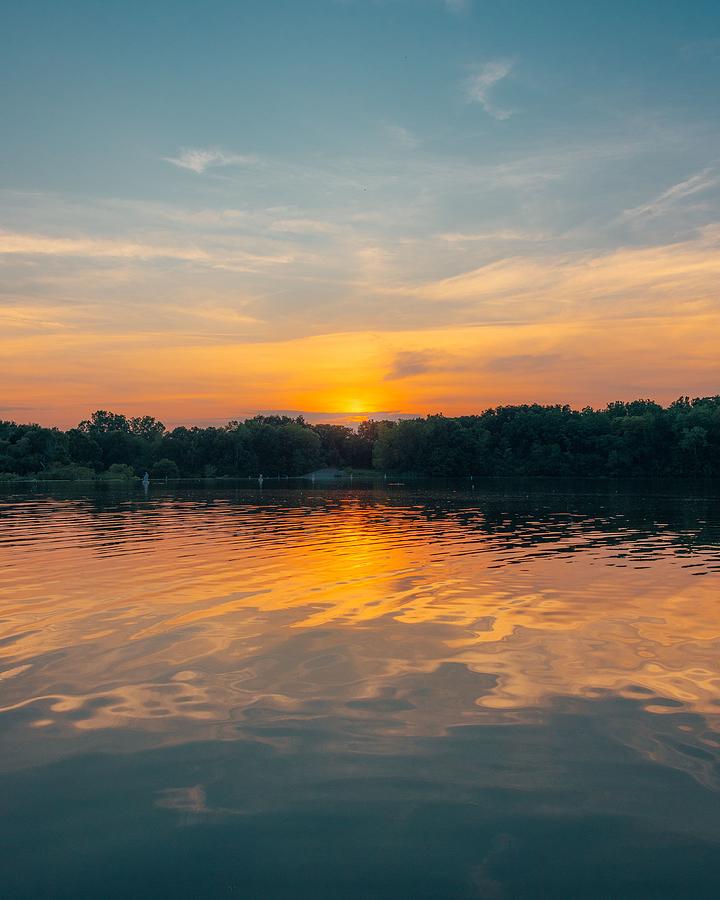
[345,398,368,415]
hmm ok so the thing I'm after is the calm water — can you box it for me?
[1,479,720,899]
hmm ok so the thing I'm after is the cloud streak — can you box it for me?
[621,167,719,222]
[0,231,293,269]
[385,350,438,380]
[162,147,256,174]
[402,226,720,322]
[464,60,514,119]
[484,353,565,373]
[270,218,337,235]
[0,231,211,261]
[439,230,548,243]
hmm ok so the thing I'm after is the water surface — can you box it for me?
[2,479,720,898]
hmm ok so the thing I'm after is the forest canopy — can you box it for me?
[1,397,719,480]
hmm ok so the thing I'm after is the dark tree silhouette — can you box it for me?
[1,396,719,480]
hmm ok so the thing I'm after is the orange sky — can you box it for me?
[2,227,719,427]
[2,0,720,427]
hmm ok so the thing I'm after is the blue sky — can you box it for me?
[1,0,719,424]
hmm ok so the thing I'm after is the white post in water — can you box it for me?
[258,473,264,487]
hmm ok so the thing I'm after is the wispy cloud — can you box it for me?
[385,350,438,380]
[388,226,720,328]
[270,218,337,235]
[621,167,719,222]
[439,229,548,243]
[162,147,256,174]
[485,353,565,373]
[0,230,293,269]
[0,231,210,261]
[464,59,514,120]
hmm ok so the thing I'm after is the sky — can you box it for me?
[1,0,719,427]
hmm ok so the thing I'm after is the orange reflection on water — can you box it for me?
[1,489,719,766]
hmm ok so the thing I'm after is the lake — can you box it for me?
[1,479,720,898]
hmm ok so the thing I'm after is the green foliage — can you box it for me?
[2,398,720,480]
[0,421,69,475]
[100,463,136,480]
[77,410,131,434]
[371,398,720,476]
[36,464,97,481]
[151,458,180,478]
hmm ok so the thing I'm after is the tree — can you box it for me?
[129,416,166,440]
[78,410,130,434]
[103,463,135,479]
[3,398,720,479]
[151,458,180,478]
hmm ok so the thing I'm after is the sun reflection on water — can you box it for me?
[1,484,719,786]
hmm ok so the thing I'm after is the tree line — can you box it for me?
[1,397,719,481]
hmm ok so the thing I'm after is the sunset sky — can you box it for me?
[2,0,719,427]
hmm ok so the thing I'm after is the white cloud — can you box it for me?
[444,0,470,11]
[394,225,720,322]
[270,218,337,235]
[162,147,256,174]
[621,167,719,222]
[439,229,548,243]
[464,59,514,120]
[0,230,292,269]
[0,231,210,261]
